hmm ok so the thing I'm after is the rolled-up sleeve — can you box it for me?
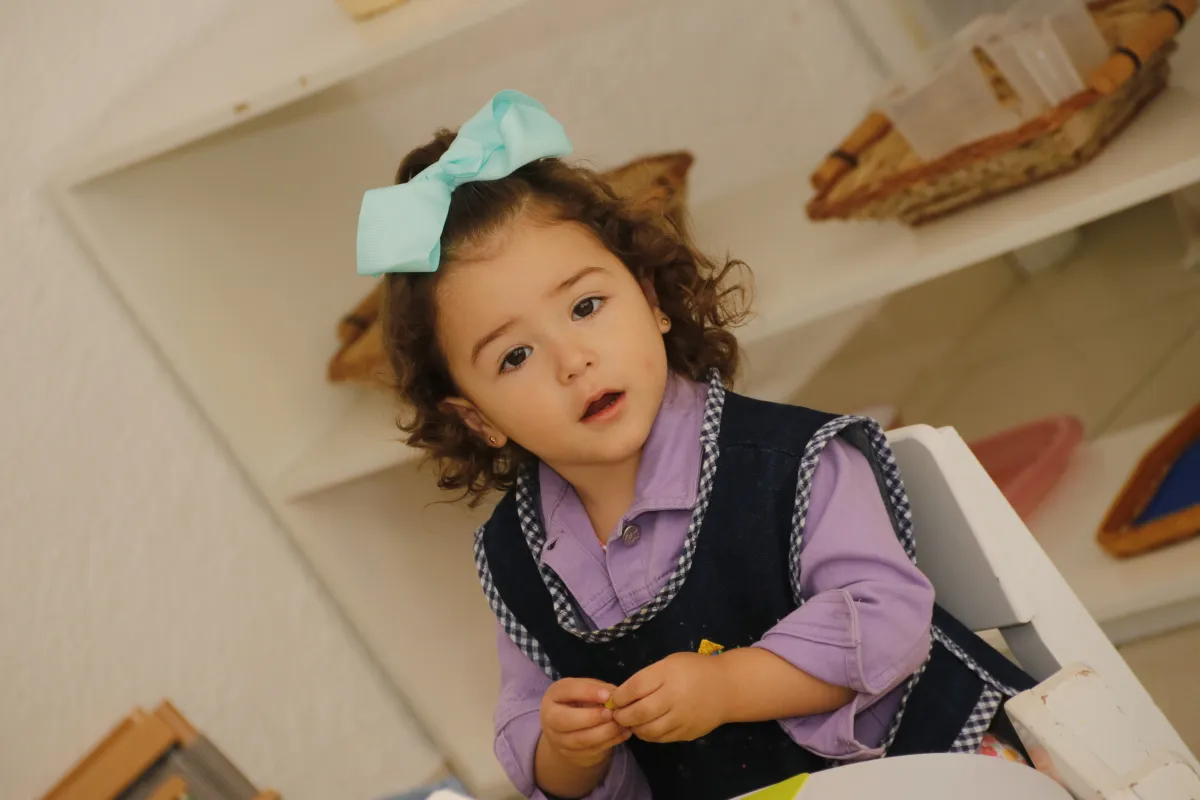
[494,624,651,799]
[752,436,934,760]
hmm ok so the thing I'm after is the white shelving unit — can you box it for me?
[56,0,539,187]
[50,1,1200,795]
[1028,413,1200,649]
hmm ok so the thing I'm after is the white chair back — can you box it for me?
[886,424,1196,769]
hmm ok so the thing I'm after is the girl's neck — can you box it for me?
[554,452,642,546]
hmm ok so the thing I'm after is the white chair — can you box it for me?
[1005,665,1200,800]
[884,425,1198,780]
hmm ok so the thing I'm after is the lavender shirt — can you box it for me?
[493,375,935,799]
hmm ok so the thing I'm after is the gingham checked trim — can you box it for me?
[932,626,1021,697]
[877,626,1020,755]
[474,371,727,670]
[521,370,726,644]
[876,629,1020,757]
[951,686,1006,754]
[473,526,560,680]
[787,415,916,606]
[880,654,929,754]
[475,376,1020,736]
[790,413,924,757]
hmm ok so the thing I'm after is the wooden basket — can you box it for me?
[806,0,1196,226]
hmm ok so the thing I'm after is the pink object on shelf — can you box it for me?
[968,415,1085,521]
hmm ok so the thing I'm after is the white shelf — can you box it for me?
[174,50,1200,500]
[56,0,537,186]
[54,1,1200,503]
[273,388,419,500]
[277,463,504,796]
[691,50,1200,348]
[1028,413,1200,647]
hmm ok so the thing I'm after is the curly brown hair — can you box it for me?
[382,128,752,503]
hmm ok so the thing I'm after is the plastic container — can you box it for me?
[876,36,1022,161]
[967,414,1084,521]
[995,0,1109,105]
[982,52,1053,118]
[870,0,1108,160]
[978,25,1055,119]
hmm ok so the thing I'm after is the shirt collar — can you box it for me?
[539,371,707,544]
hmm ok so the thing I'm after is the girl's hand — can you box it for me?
[610,652,729,743]
[539,678,631,767]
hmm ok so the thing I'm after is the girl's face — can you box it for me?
[436,216,671,473]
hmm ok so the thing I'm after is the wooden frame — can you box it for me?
[41,701,278,800]
[1098,403,1200,558]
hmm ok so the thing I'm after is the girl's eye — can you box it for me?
[500,346,532,373]
[572,296,604,320]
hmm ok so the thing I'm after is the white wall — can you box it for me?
[0,1,442,797]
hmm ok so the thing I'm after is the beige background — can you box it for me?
[0,1,444,797]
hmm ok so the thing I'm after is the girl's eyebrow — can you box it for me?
[470,266,607,364]
[471,318,516,365]
[549,265,606,298]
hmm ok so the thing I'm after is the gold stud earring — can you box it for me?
[661,316,670,326]
[489,435,498,445]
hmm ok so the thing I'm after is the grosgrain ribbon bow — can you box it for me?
[355,90,573,276]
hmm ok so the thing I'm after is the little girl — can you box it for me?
[356,91,1035,800]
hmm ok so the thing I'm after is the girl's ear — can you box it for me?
[639,277,659,308]
[439,397,508,448]
[640,278,671,334]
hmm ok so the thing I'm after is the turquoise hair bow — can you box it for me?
[356,90,573,276]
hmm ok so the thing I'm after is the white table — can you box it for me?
[1028,414,1200,646]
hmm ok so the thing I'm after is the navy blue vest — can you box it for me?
[477,387,1035,800]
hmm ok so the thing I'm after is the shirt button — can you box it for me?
[621,524,641,545]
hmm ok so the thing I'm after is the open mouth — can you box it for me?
[581,391,625,422]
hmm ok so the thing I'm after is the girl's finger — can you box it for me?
[611,666,664,708]
[547,678,616,707]
[613,694,668,728]
[573,728,633,760]
[632,713,677,742]
[546,703,613,734]
[561,722,628,751]
[650,724,685,743]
